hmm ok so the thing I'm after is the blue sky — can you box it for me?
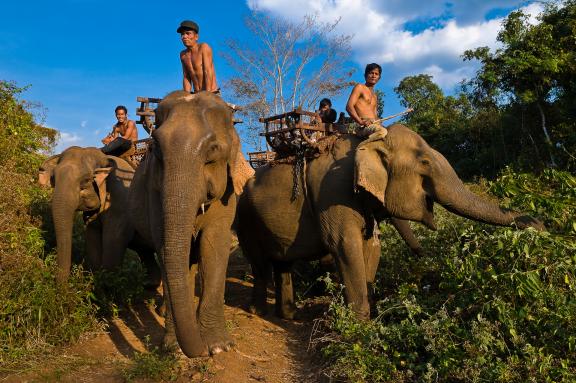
[0,0,543,152]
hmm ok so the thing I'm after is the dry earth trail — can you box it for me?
[2,250,329,383]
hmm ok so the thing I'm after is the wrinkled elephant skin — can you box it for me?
[129,91,254,357]
[238,123,544,320]
[38,147,158,284]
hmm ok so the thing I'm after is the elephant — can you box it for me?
[237,123,544,320]
[38,147,160,284]
[129,91,254,357]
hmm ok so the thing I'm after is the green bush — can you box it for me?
[0,254,99,366]
[315,169,576,382]
[92,250,147,317]
[122,339,178,382]
[0,81,101,369]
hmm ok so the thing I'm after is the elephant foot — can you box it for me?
[201,327,235,356]
[249,302,268,317]
[275,302,297,320]
[161,332,179,354]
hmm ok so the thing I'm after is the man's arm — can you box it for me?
[182,65,192,92]
[201,44,217,92]
[124,120,138,141]
[181,54,192,92]
[346,84,365,125]
[101,127,117,145]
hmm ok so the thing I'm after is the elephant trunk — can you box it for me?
[431,151,544,230]
[51,184,79,282]
[161,160,207,357]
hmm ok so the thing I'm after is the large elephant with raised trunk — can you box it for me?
[237,123,544,320]
[38,147,159,284]
[129,91,254,357]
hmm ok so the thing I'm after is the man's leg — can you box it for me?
[101,137,133,156]
[359,123,388,142]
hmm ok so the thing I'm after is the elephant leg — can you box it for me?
[131,242,161,290]
[332,228,370,320]
[249,254,272,316]
[240,230,271,316]
[273,261,296,320]
[141,251,161,290]
[197,228,234,354]
[100,222,129,270]
[85,222,103,270]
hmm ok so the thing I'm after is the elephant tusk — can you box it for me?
[201,203,205,215]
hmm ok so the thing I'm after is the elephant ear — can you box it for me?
[229,128,255,195]
[354,139,388,205]
[93,167,113,211]
[38,154,61,188]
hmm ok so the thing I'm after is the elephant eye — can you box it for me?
[81,177,93,189]
[421,159,430,166]
[205,143,222,164]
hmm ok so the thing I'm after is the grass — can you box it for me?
[122,346,178,382]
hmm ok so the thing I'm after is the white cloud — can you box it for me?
[59,131,82,144]
[80,120,87,128]
[55,131,83,152]
[246,0,545,89]
[422,64,476,89]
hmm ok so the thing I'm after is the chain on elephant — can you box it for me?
[291,148,307,201]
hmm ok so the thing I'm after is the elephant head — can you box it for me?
[39,146,118,282]
[355,123,544,231]
[149,91,253,357]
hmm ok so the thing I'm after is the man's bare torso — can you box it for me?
[353,83,377,119]
[181,43,215,92]
[114,120,138,141]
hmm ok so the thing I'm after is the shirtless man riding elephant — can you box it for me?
[177,20,218,94]
[101,105,138,157]
[346,63,388,141]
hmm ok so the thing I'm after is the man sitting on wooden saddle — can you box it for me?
[101,105,138,162]
[345,62,388,142]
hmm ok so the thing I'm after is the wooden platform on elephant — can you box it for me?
[136,96,162,134]
[248,150,277,168]
[116,138,152,169]
[259,108,335,156]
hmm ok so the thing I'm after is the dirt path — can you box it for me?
[2,251,327,383]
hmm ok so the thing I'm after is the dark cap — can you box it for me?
[177,20,199,34]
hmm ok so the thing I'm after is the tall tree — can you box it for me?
[223,12,354,149]
[375,89,385,118]
[0,81,56,171]
[463,7,568,166]
[394,74,446,135]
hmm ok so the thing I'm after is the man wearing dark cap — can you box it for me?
[177,20,218,93]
